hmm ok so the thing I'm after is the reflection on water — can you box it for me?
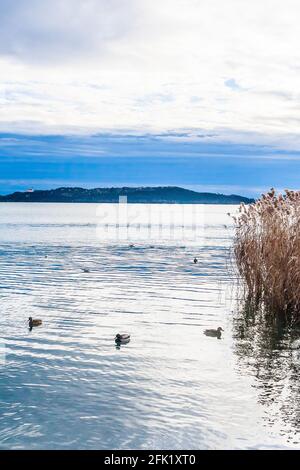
[232,306,300,445]
[0,203,299,449]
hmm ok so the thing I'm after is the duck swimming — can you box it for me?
[82,268,90,273]
[28,317,42,328]
[204,327,223,338]
[194,258,198,264]
[115,333,131,344]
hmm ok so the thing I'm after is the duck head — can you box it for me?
[217,327,224,332]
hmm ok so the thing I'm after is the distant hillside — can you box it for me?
[0,186,254,204]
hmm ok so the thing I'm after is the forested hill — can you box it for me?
[0,186,254,204]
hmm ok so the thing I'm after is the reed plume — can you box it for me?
[233,188,300,319]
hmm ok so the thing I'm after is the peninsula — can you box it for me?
[0,186,254,204]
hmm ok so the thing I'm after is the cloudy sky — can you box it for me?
[1,0,300,196]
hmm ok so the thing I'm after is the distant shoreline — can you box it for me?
[0,201,247,205]
[0,186,255,205]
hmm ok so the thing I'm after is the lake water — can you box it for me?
[0,203,299,450]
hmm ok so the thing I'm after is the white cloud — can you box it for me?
[0,0,300,148]
[0,0,135,63]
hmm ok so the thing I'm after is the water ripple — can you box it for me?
[0,204,298,449]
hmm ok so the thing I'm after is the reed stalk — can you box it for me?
[233,188,300,319]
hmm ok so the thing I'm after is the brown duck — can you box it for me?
[28,317,42,328]
[204,327,223,338]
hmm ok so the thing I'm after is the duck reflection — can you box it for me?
[232,302,300,443]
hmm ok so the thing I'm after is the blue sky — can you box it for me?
[1,133,300,196]
[0,0,299,196]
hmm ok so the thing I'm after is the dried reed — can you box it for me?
[233,188,300,319]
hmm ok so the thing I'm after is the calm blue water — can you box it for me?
[0,203,299,449]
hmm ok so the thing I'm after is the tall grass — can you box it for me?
[233,188,300,319]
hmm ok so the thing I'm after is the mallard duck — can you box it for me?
[115,333,131,344]
[204,327,223,338]
[82,268,90,273]
[194,258,198,264]
[28,317,42,328]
